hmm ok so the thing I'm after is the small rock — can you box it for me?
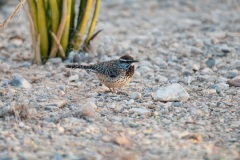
[211,83,229,93]
[203,89,217,94]
[81,101,97,118]
[0,62,11,73]
[19,122,25,128]
[219,44,231,53]
[8,75,32,89]
[227,76,240,87]
[129,92,142,99]
[47,58,62,64]
[128,99,134,104]
[226,70,238,79]
[155,75,168,83]
[130,108,150,116]
[200,68,214,75]
[205,58,215,68]
[45,105,58,111]
[172,102,181,107]
[11,38,23,47]
[20,61,32,68]
[190,47,203,55]
[192,63,200,72]
[69,74,79,82]
[57,126,65,133]
[192,39,204,48]
[46,100,67,108]
[152,83,189,102]
[112,134,130,146]
[230,60,240,70]
[138,66,152,74]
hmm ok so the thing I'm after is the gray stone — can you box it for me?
[230,60,240,70]
[0,62,10,73]
[192,63,200,72]
[190,47,203,55]
[226,70,238,79]
[227,76,240,87]
[205,58,215,68]
[129,92,142,99]
[47,57,62,64]
[130,108,150,116]
[69,74,79,82]
[8,75,32,89]
[152,83,189,102]
[211,83,229,93]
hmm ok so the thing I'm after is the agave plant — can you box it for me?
[27,0,101,64]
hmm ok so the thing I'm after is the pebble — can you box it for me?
[203,89,217,94]
[192,63,200,72]
[129,92,142,99]
[19,122,25,128]
[190,46,203,55]
[211,83,229,93]
[205,57,215,68]
[46,100,67,108]
[81,101,97,118]
[219,44,231,53]
[0,62,11,73]
[227,76,240,87]
[138,66,152,74]
[226,70,238,79]
[57,126,65,133]
[47,58,62,64]
[20,61,32,68]
[200,68,214,75]
[230,60,240,70]
[152,83,189,102]
[130,108,150,116]
[68,74,79,82]
[45,105,58,112]
[155,75,168,83]
[128,99,135,104]
[172,102,181,107]
[8,75,32,89]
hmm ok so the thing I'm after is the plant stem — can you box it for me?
[27,0,38,33]
[49,0,67,58]
[60,0,72,53]
[73,0,94,50]
[49,0,60,34]
[37,0,49,61]
[86,0,101,44]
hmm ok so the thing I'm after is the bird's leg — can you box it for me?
[112,88,117,94]
[108,87,114,93]
[108,88,117,94]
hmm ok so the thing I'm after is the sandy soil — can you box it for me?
[0,0,239,159]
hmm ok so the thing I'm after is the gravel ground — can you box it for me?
[0,0,240,159]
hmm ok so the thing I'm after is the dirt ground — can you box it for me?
[0,0,240,159]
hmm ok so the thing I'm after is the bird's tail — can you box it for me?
[65,64,97,72]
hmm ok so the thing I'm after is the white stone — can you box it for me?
[130,92,142,99]
[152,83,189,102]
[130,108,150,116]
[69,74,79,82]
[9,75,32,89]
[57,126,65,133]
[192,63,200,71]
[0,62,11,73]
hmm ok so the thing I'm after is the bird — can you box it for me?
[65,55,139,93]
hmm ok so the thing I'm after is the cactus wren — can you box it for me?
[65,55,139,93]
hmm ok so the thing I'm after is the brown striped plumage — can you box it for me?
[65,55,138,93]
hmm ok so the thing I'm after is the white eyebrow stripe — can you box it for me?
[119,59,133,62]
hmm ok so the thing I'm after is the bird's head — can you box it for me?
[117,55,139,69]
